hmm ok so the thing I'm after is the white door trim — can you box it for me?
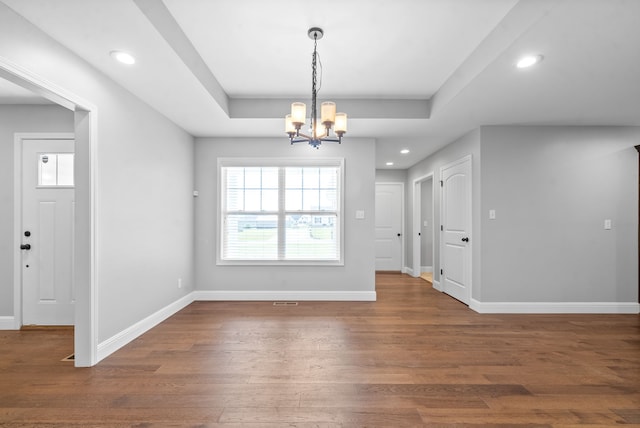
[14,133,75,327]
[412,173,435,280]
[2,57,99,367]
[439,154,472,304]
[375,182,404,271]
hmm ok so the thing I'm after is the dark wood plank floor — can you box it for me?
[1,273,639,427]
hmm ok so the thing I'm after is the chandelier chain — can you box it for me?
[311,34,318,138]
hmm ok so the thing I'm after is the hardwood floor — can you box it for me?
[1,273,639,427]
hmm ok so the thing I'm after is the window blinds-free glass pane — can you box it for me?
[285,167,302,210]
[224,167,279,212]
[285,189,302,211]
[261,168,279,189]
[303,167,320,188]
[262,189,278,211]
[224,214,278,260]
[260,167,279,211]
[244,167,261,188]
[245,189,261,211]
[285,214,338,259]
[285,167,302,188]
[285,167,338,212]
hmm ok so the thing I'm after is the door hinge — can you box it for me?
[440,225,443,231]
[418,232,421,236]
[440,180,443,187]
[440,269,443,275]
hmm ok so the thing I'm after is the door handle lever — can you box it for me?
[461,237,469,242]
[20,244,31,250]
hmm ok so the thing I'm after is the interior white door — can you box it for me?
[21,139,75,325]
[440,156,471,304]
[375,183,403,271]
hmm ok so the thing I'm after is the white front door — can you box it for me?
[375,183,403,271]
[21,139,75,325]
[440,156,471,304]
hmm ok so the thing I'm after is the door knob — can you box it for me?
[397,233,401,237]
[461,237,469,242]
[20,244,31,250]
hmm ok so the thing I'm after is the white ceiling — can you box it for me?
[2,0,639,169]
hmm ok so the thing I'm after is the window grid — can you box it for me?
[220,161,342,264]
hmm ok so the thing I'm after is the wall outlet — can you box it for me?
[489,209,496,220]
[604,219,612,230]
[178,278,183,289]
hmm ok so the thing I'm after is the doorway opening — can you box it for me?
[2,61,98,367]
[412,173,436,288]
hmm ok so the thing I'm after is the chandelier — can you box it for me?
[285,27,347,148]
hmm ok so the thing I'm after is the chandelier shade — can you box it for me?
[286,27,347,148]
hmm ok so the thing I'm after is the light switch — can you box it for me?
[423,220,428,227]
[489,209,496,220]
[604,219,612,230]
[355,210,365,219]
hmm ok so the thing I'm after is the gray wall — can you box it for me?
[1,4,195,342]
[406,125,638,305]
[375,169,407,184]
[0,105,75,316]
[195,138,376,296]
[480,125,639,303]
[407,129,482,287]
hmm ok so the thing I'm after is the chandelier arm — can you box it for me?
[320,137,342,143]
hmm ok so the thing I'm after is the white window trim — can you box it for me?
[217,157,345,266]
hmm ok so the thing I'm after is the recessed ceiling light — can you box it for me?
[516,54,543,69]
[386,162,394,166]
[400,149,410,154]
[110,50,136,65]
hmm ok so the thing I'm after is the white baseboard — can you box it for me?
[402,266,414,276]
[0,316,17,330]
[193,290,377,302]
[97,293,195,363]
[432,280,443,292]
[470,299,640,314]
[421,266,433,273]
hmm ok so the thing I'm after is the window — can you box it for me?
[38,153,74,187]
[219,158,343,264]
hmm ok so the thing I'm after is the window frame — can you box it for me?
[217,157,345,266]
